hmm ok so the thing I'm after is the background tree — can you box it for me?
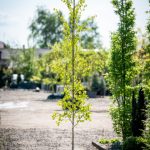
[143,0,150,148]
[29,7,63,48]
[32,49,59,92]
[80,17,102,49]
[32,44,108,94]
[29,6,101,49]
[108,0,136,140]
[11,48,36,80]
[91,73,100,94]
[130,30,149,138]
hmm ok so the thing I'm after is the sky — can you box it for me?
[0,0,149,49]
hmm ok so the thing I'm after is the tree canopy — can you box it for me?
[29,7,101,49]
[108,0,136,140]
[11,48,36,80]
[80,17,102,49]
[29,7,63,48]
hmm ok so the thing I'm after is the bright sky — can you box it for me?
[0,0,149,49]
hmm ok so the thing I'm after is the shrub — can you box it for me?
[98,138,110,144]
[98,138,120,144]
[123,136,146,150]
[91,73,106,96]
[91,73,100,93]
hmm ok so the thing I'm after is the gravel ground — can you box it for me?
[0,90,116,150]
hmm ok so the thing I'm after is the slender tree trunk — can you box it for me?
[71,0,75,150]
[72,112,75,150]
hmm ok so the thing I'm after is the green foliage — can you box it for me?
[29,6,101,49]
[31,31,108,93]
[91,73,100,92]
[108,0,136,140]
[80,17,102,49]
[52,0,91,124]
[123,136,146,150]
[51,1,91,149]
[46,40,108,85]
[0,67,13,88]
[99,138,110,144]
[11,48,36,80]
[78,49,108,77]
[50,42,91,85]
[109,97,132,137]
[143,1,150,149]
[52,80,91,126]
[99,76,106,96]
[143,116,150,150]
[98,138,120,144]
[90,73,106,96]
[32,50,58,86]
[29,7,63,48]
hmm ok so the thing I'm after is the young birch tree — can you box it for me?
[52,0,91,150]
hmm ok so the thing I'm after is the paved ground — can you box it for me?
[0,90,116,150]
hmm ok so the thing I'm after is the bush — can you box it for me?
[91,73,100,93]
[123,136,146,150]
[98,138,110,144]
[98,76,106,96]
[98,138,122,150]
[98,138,120,144]
[91,73,106,96]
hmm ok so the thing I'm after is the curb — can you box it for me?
[92,141,106,150]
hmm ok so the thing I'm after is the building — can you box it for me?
[0,41,9,68]
[0,41,20,69]
[0,41,50,69]
[0,41,51,88]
